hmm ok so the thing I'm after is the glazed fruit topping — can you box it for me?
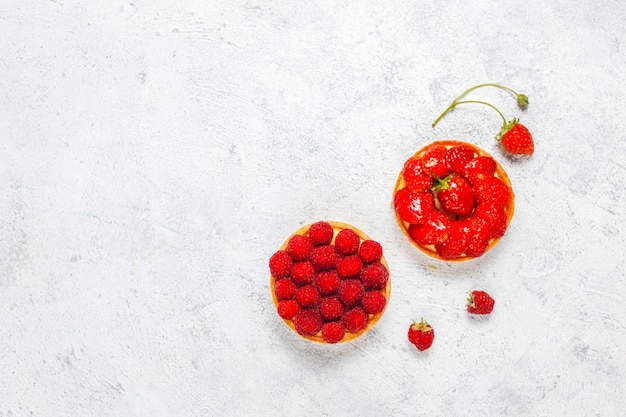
[270,221,390,343]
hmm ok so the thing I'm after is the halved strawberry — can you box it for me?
[403,157,433,192]
[473,201,508,238]
[473,175,511,208]
[464,216,491,258]
[462,155,497,184]
[407,209,452,246]
[445,144,475,174]
[420,144,448,178]
[434,219,472,259]
[394,187,435,224]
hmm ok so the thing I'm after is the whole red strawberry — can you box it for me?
[432,174,475,216]
[407,318,434,351]
[467,290,495,314]
[420,144,449,178]
[498,119,534,155]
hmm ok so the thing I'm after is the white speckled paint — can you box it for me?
[1,0,625,416]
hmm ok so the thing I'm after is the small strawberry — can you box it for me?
[462,155,497,184]
[273,278,297,300]
[421,144,449,178]
[403,157,433,192]
[432,174,475,217]
[321,321,345,343]
[464,216,491,258]
[269,250,293,278]
[394,187,435,225]
[291,261,316,286]
[336,255,364,278]
[342,307,369,333]
[316,270,341,295]
[296,285,321,308]
[338,279,365,307]
[358,239,383,263]
[320,296,345,321]
[432,83,534,155]
[407,209,452,246]
[445,144,475,174]
[277,299,299,320]
[472,175,511,208]
[359,262,389,290]
[286,234,313,261]
[408,318,434,351]
[294,309,323,336]
[334,228,360,255]
[434,219,472,259]
[473,201,508,238]
[467,290,495,314]
[361,291,387,315]
[310,245,338,271]
[307,221,334,246]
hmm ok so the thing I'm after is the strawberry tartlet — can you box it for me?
[393,140,515,261]
[269,221,391,343]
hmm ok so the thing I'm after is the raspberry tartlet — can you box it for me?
[270,221,391,344]
[393,140,515,261]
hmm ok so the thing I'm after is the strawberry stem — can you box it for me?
[432,100,508,128]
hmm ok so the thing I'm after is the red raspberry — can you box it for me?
[294,309,323,336]
[286,234,313,261]
[321,322,345,344]
[291,261,315,286]
[307,221,334,246]
[361,291,387,315]
[296,285,321,308]
[336,255,363,277]
[310,245,338,271]
[269,250,293,277]
[445,144,475,174]
[358,239,383,263]
[320,296,345,321]
[403,157,433,193]
[273,278,296,300]
[277,299,299,320]
[316,270,341,295]
[334,228,360,255]
[338,279,365,307]
[342,307,368,333]
[359,262,389,290]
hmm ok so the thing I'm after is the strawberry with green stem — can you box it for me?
[432,83,534,155]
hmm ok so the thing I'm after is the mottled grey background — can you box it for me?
[1,1,625,416]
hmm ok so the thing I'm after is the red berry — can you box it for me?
[316,270,341,295]
[499,121,534,155]
[407,210,451,246]
[434,219,472,259]
[336,255,363,278]
[286,234,313,261]
[473,201,508,238]
[421,144,448,178]
[294,309,323,336]
[277,299,299,320]
[273,278,296,300]
[445,144,475,174]
[361,291,387,315]
[359,262,389,290]
[320,296,345,321]
[334,228,360,255]
[462,155,497,184]
[473,175,511,208]
[321,321,345,343]
[432,174,475,217]
[394,188,435,225]
[338,279,365,307]
[269,250,293,278]
[464,216,491,258]
[296,285,321,308]
[467,290,495,314]
[307,221,334,246]
[408,319,434,351]
[358,239,383,263]
[310,245,338,271]
[342,307,368,333]
[403,157,433,192]
[291,261,316,286]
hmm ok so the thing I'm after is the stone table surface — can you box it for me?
[1,1,625,416]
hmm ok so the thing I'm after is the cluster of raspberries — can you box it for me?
[269,221,389,344]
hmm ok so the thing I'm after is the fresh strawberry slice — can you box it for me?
[407,209,451,246]
[420,144,448,178]
[432,174,475,216]
[462,155,497,184]
[434,219,472,259]
[473,201,508,238]
[393,187,435,224]
[465,216,491,258]
[473,175,511,207]
[403,157,433,192]
[445,144,475,174]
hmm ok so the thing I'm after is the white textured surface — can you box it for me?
[1,1,626,416]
